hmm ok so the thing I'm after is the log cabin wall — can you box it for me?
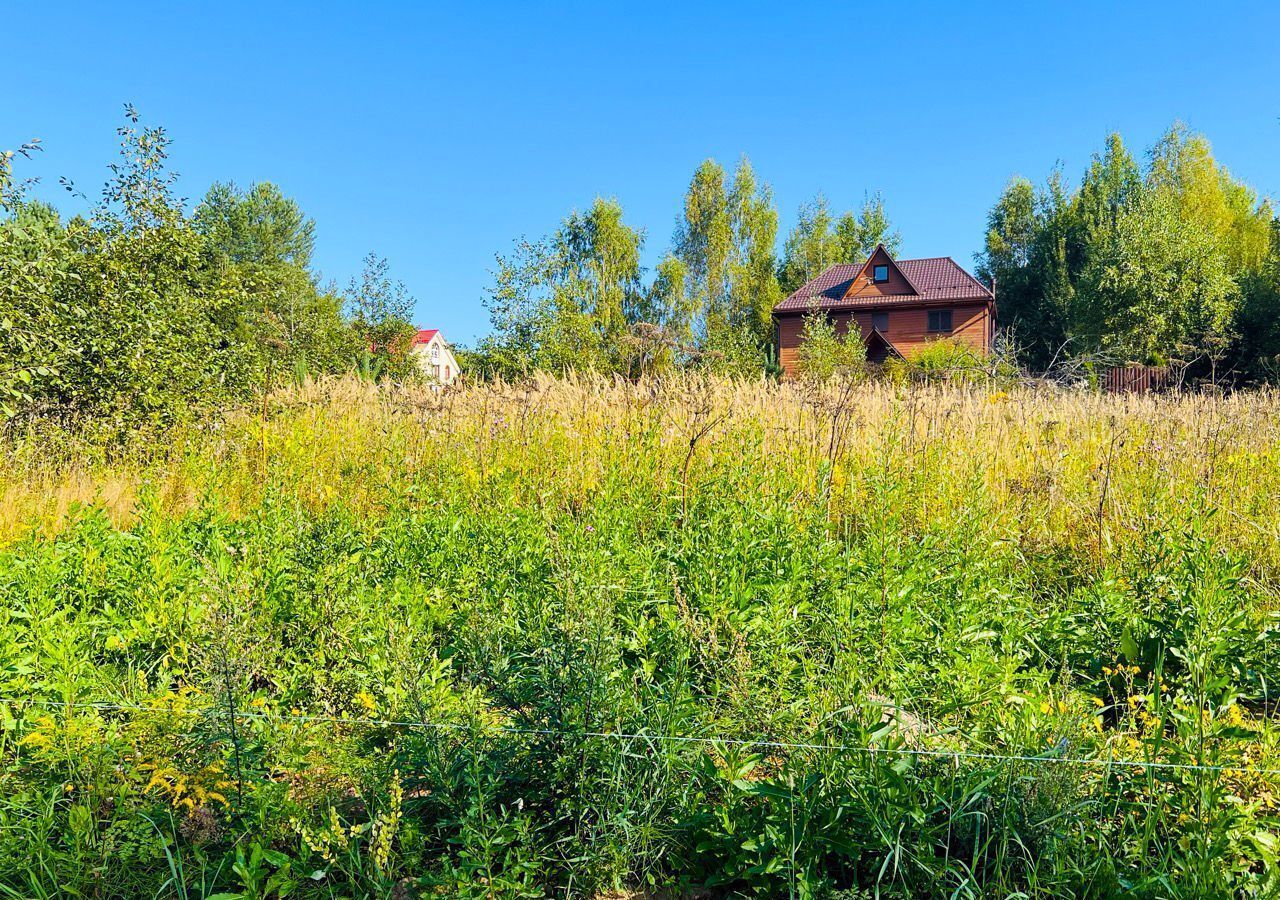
[777,303,991,377]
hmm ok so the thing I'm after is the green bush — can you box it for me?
[795,308,867,381]
[0,112,412,437]
[881,337,1017,385]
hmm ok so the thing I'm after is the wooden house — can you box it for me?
[773,245,995,377]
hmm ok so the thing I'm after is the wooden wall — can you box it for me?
[845,254,915,300]
[777,302,991,377]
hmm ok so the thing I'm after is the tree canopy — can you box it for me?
[476,158,904,380]
[0,109,416,435]
[979,126,1277,373]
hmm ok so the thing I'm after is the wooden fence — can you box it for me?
[1105,364,1172,394]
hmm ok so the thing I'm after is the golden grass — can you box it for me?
[4,374,1280,580]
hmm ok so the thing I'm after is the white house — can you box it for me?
[409,329,461,385]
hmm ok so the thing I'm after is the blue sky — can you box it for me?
[5,1,1278,345]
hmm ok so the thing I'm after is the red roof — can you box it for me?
[774,254,992,313]
[412,329,441,345]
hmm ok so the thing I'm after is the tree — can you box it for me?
[779,193,901,295]
[479,198,649,376]
[194,181,316,268]
[1074,133,1142,256]
[725,160,781,342]
[674,160,732,335]
[977,175,1073,368]
[193,181,355,380]
[979,125,1277,375]
[347,253,418,377]
[675,158,782,345]
[778,195,839,296]
[835,193,901,265]
[1076,186,1238,363]
[556,197,645,343]
[0,158,67,419]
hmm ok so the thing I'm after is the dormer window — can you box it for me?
[873,265,889,283]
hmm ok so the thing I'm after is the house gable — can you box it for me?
[409,328,462,384]
[864,328,904,364]
[842,244,918,301]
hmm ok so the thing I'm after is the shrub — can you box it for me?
[881,336,1017,385]
[795,308,867,381]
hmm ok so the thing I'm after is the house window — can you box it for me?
[928,309,953,333]
[871,312,889,332]
[444,365,450,380]
[873,265,889,282]
[431,345,440,360]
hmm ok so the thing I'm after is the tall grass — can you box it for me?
[2,374,1279,897]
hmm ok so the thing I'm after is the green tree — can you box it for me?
[779,193,901,296]
[194,181,356,380]
[557,197,645,343]
[0,152,68,419]
[479,198,649,376]
[674,160,733,334]
[778,195,839,296]
[675,158,781,347]
[980,126,1275,373]
[835,193,901,266]
[1076,183,1239,363]
[726,159,782,342]
[1074,134,1142,258]
[193,181,316,268]
[347,253,418,378]
[0,107,422,431]
[977,176,1069,368]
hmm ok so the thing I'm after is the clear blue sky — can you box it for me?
[5,1,1278,345]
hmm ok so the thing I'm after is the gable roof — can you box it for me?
[843,244,920,300]
[865,328,905,360]
[775,253,993,313]
[412,329,441,345]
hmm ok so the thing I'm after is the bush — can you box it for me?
[697,323,773,378]
[882,337,1017,385]
[795,309,866,381]
[0,113,414,436]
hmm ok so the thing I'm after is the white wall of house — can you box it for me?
[409,333,462,385]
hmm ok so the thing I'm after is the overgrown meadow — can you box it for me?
[3,375,1280,898]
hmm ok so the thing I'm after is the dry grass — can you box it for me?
[5,374,1279,575]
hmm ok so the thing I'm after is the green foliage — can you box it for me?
[695,322,773,378]
[5,378,1280,896]
[0,111,414,433]
[778,193,901,296]
[478,200,646,378]
[794,309,867,381]
[884,336,1015,385]
[346,252,419,381]
[674,158,783,345]
[193,181,316,268]
[475,159,906,380]
[979,126,1278,375]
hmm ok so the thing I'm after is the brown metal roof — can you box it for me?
[774,256,993,313]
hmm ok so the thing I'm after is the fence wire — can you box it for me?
[6,696,1278,778]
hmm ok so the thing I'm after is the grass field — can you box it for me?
[3,375,1280,898]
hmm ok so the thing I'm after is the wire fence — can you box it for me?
[7,696,1279,778]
